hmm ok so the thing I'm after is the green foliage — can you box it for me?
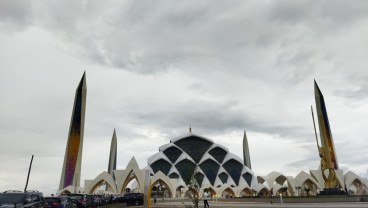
[303,187,311,196]
[280,187,288,195]
[251,189,257,197]
[183,167,201,208]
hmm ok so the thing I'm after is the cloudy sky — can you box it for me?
[1,0,368,195]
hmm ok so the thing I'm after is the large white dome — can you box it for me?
[147,133,256,189]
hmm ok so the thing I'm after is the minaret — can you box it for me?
[59,72,87,191]
[314,80,339,170]
[108,129,117,177]
[106,129,117,192]
[243,131,252,169]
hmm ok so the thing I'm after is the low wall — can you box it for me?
[144,196,368,204]
[361,196,368,202]
[219,196,362,203]
[103,203,127,208]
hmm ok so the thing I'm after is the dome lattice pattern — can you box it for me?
[147,133,255,188]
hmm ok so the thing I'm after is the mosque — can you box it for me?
[58,73,368,197]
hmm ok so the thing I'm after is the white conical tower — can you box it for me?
[243,131,252,169]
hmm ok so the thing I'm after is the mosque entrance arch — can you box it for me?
[88,180,116,195]
[301,179,318,196]
[120,171,142,194]
[151,179,173,198]
[176,186,184,198]
[349,179,368,195]
[221,188,235,198]
[258,187,269,197]
[240,188,251,197]
[60,190,71,195]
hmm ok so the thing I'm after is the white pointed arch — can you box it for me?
[84,171,117,194]
[345,171,368,194]
[295,171,321,188]
[151,171,176,198]
[258,171,293,188]
[116,157,144,194]
[253,183,269,193]
[218,184,236,197]
[58,185,83,195]
[271,183,282,195]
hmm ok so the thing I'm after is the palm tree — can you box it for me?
[280,187,288,196]
[251,189,257,197]
[295,186,301,196]
[303,187,311,196]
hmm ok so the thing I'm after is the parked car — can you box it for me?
[67,194,94,208]
[45,197,62,208]
[59,196,77,208]
[0,190,45,208]
[113,193,143,206]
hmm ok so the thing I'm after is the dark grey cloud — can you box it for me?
[1,0,368,195]
[267,0,317,24]
[285,157,320,173]
[0,0,31,30]
[268,0,368,31]
[335,74,368,101]
[94,95,312,143]
[2,0,367,84]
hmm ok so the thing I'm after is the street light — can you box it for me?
[279,194,283,204]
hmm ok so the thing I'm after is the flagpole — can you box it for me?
[24,155,34,192]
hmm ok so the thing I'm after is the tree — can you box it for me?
[280,187,288,196]
[251,189,257,197]
[183,168,201,208]
[303,187,311,196]
[295,186,301,196]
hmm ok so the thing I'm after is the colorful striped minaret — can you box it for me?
[59,72,87,191]
[314,80,339,170]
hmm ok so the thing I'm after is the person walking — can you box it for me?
[203,191,210,208]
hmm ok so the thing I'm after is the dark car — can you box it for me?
[59,196,77,208]
[67,194,94,208]
[113,193,143,206]
[45,197,76,208]
[0,191,45,208]
[45,197,62,208]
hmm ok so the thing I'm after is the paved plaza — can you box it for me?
[151,201,368,208]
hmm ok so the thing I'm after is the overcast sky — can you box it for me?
[1,0,368,195]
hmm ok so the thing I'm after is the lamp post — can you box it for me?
[279,194,283,204]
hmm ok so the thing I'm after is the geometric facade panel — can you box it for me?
[199,159,220,186]
[163,146,182,163]
[223,159,243,186]
[218,172,229,184]
[175,159,196,185]
[169,172,179,179]
[174,136,213,163]
[242,172,252,186]
[208,147,227,164]
[194,172,205,187]
[151,159,171,176]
